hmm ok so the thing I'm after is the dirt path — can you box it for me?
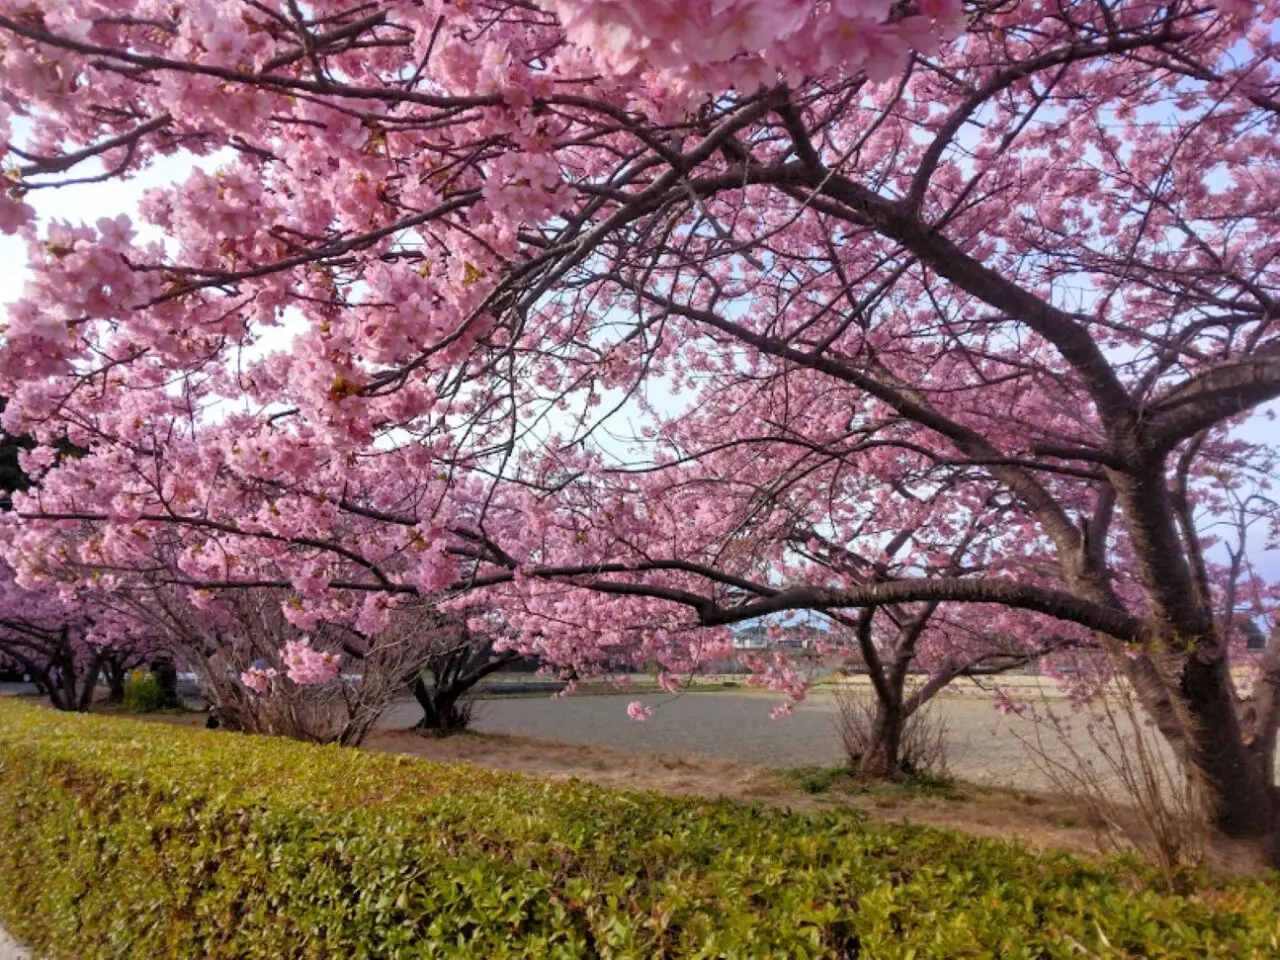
[372,687,1221,857]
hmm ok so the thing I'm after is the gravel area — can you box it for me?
[382,690,1113,791]
[0,925,29,960]
[383,684,1280,792]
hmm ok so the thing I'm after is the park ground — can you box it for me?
[39,680,1201,859]
[370,686,1132,856]
[9,677,1269,859]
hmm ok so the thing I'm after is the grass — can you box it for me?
[96,701,197,717]
[783,763,964,801]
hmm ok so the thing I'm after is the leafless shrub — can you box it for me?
[834,682,949,779]
[120,588,448,746]
[1015,655,1210,878]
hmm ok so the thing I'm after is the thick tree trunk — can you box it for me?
[411,642,519,736]
[37,669,67,711]
[1110,469,1279,867]
[1179,652,1278,867]
[1123,639,1279,870]
[74,656,104,712]
[107,664,126,704]
[149,658,182,709]
[411,676,471,736]
[856,700,904,779]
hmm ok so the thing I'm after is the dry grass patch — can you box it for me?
[365,727,1111,857]
[38,696,1124,859]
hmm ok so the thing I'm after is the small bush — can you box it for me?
[0,700,1277,958]
[187,592,439,745]
[120,670,168,713]
[794,764,847,794]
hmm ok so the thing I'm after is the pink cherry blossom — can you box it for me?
[0,0,1277,859]
[240,666,278,696]
[280,638,342,686]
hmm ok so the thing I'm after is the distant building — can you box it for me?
[730,624,817,652]
[732,626,770,650]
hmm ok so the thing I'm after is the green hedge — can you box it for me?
[120,670,168,713]
[0,701,1276,958]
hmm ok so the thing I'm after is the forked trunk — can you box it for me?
[411,676,472,736]
[855,701,904,780]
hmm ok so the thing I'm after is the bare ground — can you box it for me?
[0,688,1141,858]
[363,726,1110,857]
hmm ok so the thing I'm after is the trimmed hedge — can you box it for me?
[0,701,1277,958]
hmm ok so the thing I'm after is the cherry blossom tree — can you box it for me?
[0,563,150,710]
[100,580,453,744]
[803,517,1089,779]
[2,1,1280,863]
[0,398,148,706]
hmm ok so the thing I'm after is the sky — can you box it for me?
[1,149,220,301]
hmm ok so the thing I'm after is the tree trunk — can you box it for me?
[37,669,67,711]
[856,700,904,779]
[1179,652,1278,868]
[150,658,182,709]
[1108,468,1280,868]
[107,664,126,704]
[1114,622,1279,868]
[1120,634,1280,870]
[72,652,106,712]
[411,643,519,736]
[411,676,471,736]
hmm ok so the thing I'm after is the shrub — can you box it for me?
[120,670,168,713]
[835,682,950,779]
[1016,652,1212,878]
[172,591,442,746]
[0,700,1277,958]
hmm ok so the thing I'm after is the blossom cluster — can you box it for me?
[280,639,342,686]
[550,0,967,87]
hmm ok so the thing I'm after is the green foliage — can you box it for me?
[895,768,959,799]
[786,765,962,801]
[0,397,34,510]
[120,670,167,713]
[0,396,87,511]
[0,700,1277,959]
[793,765,849,795]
